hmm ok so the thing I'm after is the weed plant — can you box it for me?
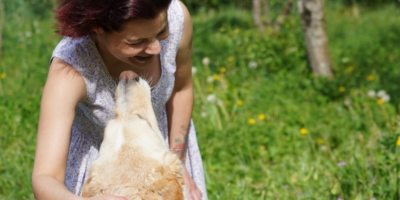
[1,1,400,200]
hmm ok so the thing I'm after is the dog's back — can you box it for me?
[82,71,184,200]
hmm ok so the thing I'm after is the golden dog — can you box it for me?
[82,71,185,200]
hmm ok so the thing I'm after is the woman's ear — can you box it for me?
[92,27,104,35]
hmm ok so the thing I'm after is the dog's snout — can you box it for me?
[119,70,139,82]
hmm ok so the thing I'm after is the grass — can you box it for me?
[1,1,400,200]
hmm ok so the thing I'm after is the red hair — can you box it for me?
[55,0,172,38]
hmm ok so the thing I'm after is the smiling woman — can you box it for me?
[31,0,207,200]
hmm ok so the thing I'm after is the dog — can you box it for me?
[82,70,185,200]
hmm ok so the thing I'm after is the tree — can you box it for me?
[298,0,334,79]
[252,0,294,33]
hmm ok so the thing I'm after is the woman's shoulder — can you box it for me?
[52,36,94,66]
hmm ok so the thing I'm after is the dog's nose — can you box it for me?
[119,70,139,82]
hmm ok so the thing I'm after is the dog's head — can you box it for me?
[114,70,153,119]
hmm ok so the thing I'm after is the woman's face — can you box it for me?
[96,10,169,69]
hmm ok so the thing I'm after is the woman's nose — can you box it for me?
[145,39,161,55]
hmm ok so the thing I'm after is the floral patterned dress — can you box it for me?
[51,0,207,198]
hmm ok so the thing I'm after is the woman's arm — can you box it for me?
[32,58,87,200]
[167,2,203,200]
[32,58,127,200]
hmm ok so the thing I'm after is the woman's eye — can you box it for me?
[127,41,143,46]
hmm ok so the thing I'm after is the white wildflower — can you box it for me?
[201,112,207,118]
[248,61,258,69]
[202,57,210,66]
[377,90,387,98]
[343,98,351,106]
[206,94,216,102]
[206,76,214,83]
[25,31,32,37]
[192,66,197,75]
[367,90,376,98]
[382,94,390,102]
[217,99,223,106]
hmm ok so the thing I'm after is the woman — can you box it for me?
[31,0,207,199]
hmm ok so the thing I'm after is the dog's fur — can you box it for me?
[82,71,185,200]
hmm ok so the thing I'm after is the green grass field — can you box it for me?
[1,1,400,200]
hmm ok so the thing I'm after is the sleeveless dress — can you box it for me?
[51,0,208,199]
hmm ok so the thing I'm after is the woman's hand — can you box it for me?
[183,167,203,200]
[85,195,128,200]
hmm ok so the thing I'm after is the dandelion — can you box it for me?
[220,67,226,73]
[258,114,265,120]
[259,145,265,150]
[347,66,354,72]
[367,90,376,98]
[396,138,400,146]
[248,61,258,69]
[0,72,5,79]
[207,87,213,93]
[392,126,397,131]
[213,74,220,81]
[337,161,346,167]
[237,100,243,106]
[367,75,374,81]
[248,118,255,124]
[339,86,345,92]
[377,98,384,105]
[316,139,324,144]
[192,66,197,75]
[206,94,216,102]
[228,56,234,62]
[202,57,210,66]
[300,128,308,135]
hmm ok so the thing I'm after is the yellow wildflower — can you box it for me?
[377,98,384,105]
[397,138,400,146]
[392,126,397,131]
[237,100,243,106]
[207,87,213,93]
[367,75,374,81]
[0,73,5,79]
[228,56,234,62]
[213,74,220,80]
[220,67,226,73]
[347,66,354,72]
[248,118,255,124]
[339,86,345,92]
[259,145,266,150]
[316,139,324,144]
[300,128,308,135]
[258,114,265,120]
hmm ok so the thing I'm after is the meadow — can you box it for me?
[1,1,400,199]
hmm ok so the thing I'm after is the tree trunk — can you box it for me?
[253,0,265,32]
[298,0,334,79]
[263,0,272,27]
[0,2,3,58]
[274,0,294,32]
